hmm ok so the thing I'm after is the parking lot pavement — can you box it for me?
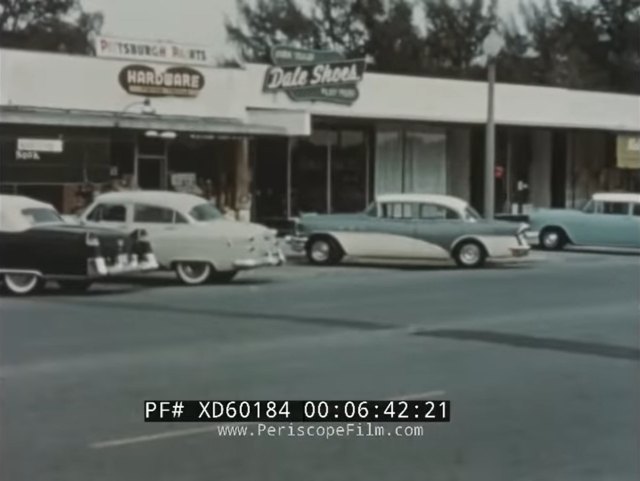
[1,248,639,481]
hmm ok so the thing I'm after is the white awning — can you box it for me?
[0,106,309,136]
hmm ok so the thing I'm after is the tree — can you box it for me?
[421,0,497,79]
[0,0,103,54]
[225,0,639,93]
[592,0,640,93]
[225,0,424,74]
[225,0,322,63]
[500,0,640,93]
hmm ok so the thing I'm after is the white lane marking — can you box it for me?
[388,389,446,401]
[89,389,446,449]
[90,423,255,449]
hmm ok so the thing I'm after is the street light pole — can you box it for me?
[484,59,496,219]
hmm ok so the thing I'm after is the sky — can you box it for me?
[80,0,536,61]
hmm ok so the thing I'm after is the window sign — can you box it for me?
[617,135,640,169]
[15,138,63,161]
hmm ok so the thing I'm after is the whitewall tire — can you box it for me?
[540,227,567,250]
[3,273,43,295]
[306,237,343,266]
[175,262,212,285]
[453,241,486,268]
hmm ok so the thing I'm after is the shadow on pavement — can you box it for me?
[98,276,277,288]
[414,328,640,361]
[534,246,640,257]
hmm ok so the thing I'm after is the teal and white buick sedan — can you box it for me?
[290,194,530,268]
[526,192,640,250]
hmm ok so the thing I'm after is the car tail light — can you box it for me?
[85,232,100,247]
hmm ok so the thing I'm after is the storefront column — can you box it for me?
[235,138,251,221]
[446,128,471,202]
[529,130,552,207]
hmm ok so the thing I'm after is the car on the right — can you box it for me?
[525,192,640,250]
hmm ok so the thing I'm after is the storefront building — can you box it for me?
[1,46,639,225]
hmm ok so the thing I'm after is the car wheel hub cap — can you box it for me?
[544,232,558,247]
[460,245,480,264]
[183,264,206,278]
[311,241,330,262]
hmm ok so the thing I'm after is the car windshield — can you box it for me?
[582,200,595,213]
[189,203,222,221]
[364,202,377,216]
[21,207,63,225]
[464,206,482,221]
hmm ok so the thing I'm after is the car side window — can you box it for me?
[175,212,189,223]
[381,203,412,219]
[134,204,175,223]
[601,202,629,215]
[419,203,460,220]
[633,204,640,217]
[87,204,126,222]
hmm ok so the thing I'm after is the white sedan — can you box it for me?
[80,191,285,285]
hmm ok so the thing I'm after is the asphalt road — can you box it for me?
[1,251,639,481]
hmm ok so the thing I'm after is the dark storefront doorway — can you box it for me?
[291,127,370,216]
[253,126,372,223]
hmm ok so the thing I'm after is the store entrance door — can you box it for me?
[137,157,164,189]
[135,136,168,190]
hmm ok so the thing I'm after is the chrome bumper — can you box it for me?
[523,230,540,246]
[88,253,159,277]
[287,236,308,252]
[510,245,531,257]
[233,250,286,269]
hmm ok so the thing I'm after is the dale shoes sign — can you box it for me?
[263,46,366,105]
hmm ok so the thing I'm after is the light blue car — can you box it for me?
[526,193,640,250]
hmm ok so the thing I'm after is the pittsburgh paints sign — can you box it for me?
[263,46,366,105]
[95,36,214,66]
[119,65,205,97]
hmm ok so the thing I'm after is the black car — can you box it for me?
[0,194,159,295]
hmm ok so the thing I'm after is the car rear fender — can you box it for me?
[450,235,493,258]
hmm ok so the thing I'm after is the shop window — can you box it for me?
[253,138,288,220]
[375,128,446,196]
[331,130,368,213]
[291,130,334,215]
[134,204,175,223]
